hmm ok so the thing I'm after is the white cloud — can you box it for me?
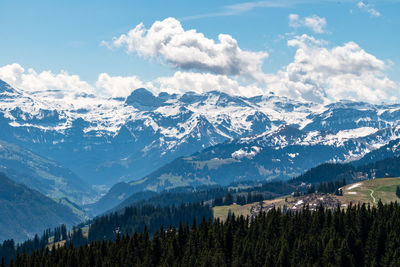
[0,63,94,95]
[367,8,381,17]
[1,19,398,105]
[96,73,154,98]
[289,14,327,34]
[287,35,385,76]
[0,63,265,99]
[357,1,381,17]
[264,35,397,103]
[98,17,397,103]
[0,64,153,99]
[288,14,300,27]
[357,1,366,8]
[103,17,268,81]
[155,71,264,97]
[0,54,398,104]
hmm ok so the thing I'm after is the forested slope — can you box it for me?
[0,173,81,242]
[10,202,400,267]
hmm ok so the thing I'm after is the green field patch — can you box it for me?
[213,197,287,221]
[187,158,237,170]
[129,177,147,186]
[340,177,400,205]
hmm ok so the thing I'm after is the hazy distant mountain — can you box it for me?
[0,173,81,242]
[0,140,95,205]
[353,138,400,166]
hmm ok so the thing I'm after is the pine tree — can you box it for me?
[224,193,234,205]
[396,186,400,198]
[277,238,290,267]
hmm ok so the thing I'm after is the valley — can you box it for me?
[8,175,400,262]
[3,2,400,265]
[0,173,82,242]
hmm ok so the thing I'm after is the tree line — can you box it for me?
[306,179,346,195]
[88,202,212,242]
[213,192,265,206]
[0,202,212,266]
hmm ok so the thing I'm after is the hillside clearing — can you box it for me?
[213,177,400,220]
[339,177,400,204]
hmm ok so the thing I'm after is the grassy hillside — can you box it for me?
[214,197,286,221]
[339,177,400,204]
[214,177,400,221]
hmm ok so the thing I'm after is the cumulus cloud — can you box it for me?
[98,17,397,103]
[0,64,152,99]
[0,63,94,95]
[0,63,265,99]
[96,73,154,98]
[103,17,268,81]
[1,40,398,104]
[357,1,381,17]
[264,34,397,103]
[1,20,398,105]
[155,71,264,97]
[289,14,327,34]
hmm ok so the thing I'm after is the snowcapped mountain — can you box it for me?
[1,79,400,194]
[99,125,400,194]
[88,125,400,215]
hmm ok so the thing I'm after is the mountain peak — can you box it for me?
[126,88,153,101]
[276,124,304,137]
[0,80,17,94]
[125,88,165,109]
[325,100,375,110]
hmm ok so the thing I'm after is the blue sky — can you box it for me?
[0,0,399,103]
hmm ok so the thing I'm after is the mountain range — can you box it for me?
[2,79,400,214]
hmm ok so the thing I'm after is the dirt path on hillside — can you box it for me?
[369,189,376,203]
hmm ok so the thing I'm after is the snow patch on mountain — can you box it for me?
[232,146,261,159]
[335,127,379,139]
